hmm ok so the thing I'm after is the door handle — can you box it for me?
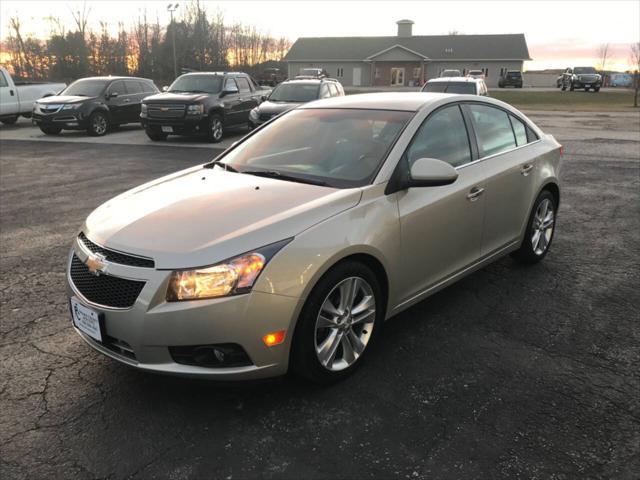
[521,164,534,176]
[467,187,484,201]
[10,89,14,96]
[124,99,131,103]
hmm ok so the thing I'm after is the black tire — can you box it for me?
[87,111,109,136]
[207,114,224,143]
[290,261,384,384]
[511,190,557,264]
[39,125,62,135]
[1,115,18,125]
[594,87,600,92]
[145,128,168,141]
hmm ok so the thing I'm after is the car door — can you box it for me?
[464,103,538,256]
[123,80,144,122]
[395,104,486,303]
[0,68,19,116]
[235,77,255,122]
[105,80,128,124]
[223,77,242,125]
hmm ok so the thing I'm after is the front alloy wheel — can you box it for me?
[88,112,109,136]
[314,277,376,371]
[291,261,382,384]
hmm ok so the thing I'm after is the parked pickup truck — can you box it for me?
[140,72,270,142]
[0,66,66,125]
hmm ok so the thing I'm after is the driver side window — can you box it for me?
[405,105,472,168]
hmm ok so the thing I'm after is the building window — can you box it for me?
[413,67,421,79]
[337,67,344,78]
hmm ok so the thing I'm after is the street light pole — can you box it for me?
[167,3,179,79]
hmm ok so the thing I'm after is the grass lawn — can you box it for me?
[490,90,638,111]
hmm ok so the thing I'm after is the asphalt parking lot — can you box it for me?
[1,110,639,479]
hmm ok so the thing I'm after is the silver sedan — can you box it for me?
[67,93,562,384]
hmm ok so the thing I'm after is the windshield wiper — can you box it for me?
[242,169,327,186]
[204,160,239,172]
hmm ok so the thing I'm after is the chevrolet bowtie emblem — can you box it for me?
[160,107,169,111]
[85,253,107,276]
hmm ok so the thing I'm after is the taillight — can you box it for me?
[559,145,564,156]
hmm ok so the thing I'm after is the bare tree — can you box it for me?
[630,42,640,107]
[69,1,91,40]
[597,43,610,81]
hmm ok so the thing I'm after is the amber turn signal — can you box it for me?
[262,330,286,347]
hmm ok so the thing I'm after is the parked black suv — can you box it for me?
[141,72,270,142]
[561,67,602,92]
[248,78,344,129]
[32,76,158,136]
[498,70,523,88]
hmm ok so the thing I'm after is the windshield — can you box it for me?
[574,67,597,74]
[215,108,413,188]
[169,74,223,93]
[61,79,108,97]
[424,82,476,94]
[269,83,320,103]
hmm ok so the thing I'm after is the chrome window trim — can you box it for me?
[455,138,542,171]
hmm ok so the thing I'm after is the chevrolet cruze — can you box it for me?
[67,93,562,384]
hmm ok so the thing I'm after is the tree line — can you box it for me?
[2,1,291,85]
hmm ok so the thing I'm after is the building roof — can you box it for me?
[285,34,531,62]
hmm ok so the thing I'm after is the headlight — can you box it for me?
[249,108,259,120]
[166,239,292,301]
[141,103,148,113]
[186,104,204,115]
[62,104,79,110]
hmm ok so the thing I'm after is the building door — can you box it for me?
[391,68,405,86]
[353,67,362,86]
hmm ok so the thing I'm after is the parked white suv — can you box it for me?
[0,67,66,125]
[422,77,488,96]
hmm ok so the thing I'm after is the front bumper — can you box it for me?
[66,237,299,379]
[572,78,601,88]
[141,115,209,136]
[32,111,88,130]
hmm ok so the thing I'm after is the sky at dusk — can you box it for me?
[1,0,638,71]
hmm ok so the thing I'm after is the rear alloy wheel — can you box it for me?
[88,111,109,136]
[207,114,224,143]
[512,190,556,264]
[39,125,62,135]
[145,128,168,141]
[291,261,383,384]
[1,115,18,125]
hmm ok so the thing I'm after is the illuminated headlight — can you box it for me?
[249,108,259,121]
[62,104,79,110]
[187,104,204,115]
[166,239,292,301]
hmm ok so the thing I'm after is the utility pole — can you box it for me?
[167,3,179,79]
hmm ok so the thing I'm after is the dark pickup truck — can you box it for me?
[560,66,602,92]
[140,72,270,142]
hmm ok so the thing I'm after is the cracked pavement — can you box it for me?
[1,110,639,479]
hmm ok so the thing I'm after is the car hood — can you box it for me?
[257,101,301,115]
[83,166,362,269]
[143,92,215,103]
[38,95,91,104]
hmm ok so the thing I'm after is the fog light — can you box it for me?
[263,330,286,347]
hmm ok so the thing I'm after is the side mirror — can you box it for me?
[106,91,118,99]
[221,85,239,97]
[261,94,268,101]
[162,86,169,92]
[408,158,458,187]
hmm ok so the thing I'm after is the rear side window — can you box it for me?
[468,104,516,157]
[526,125,539,143]
[142,81,157,93]
[0,71,8,88]
[236,77,251,93]
[108,80,127,95]
[405,105,472,168]
[509,115,527,146]
[126,80,143,94]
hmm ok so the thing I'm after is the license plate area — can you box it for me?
[71,297,104,342]
[161,126,173,133]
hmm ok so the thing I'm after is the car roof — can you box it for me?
[428,77,482,83]
[77,76,152,82]
[179,72,245,76]
[300,92,462,111]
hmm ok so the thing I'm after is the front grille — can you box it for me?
[148,104,185,119]
[579,75,598,82]
[259,112,275,121]
[70,254,145,308]
[78,232,154,268]
[40,105,62,114]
